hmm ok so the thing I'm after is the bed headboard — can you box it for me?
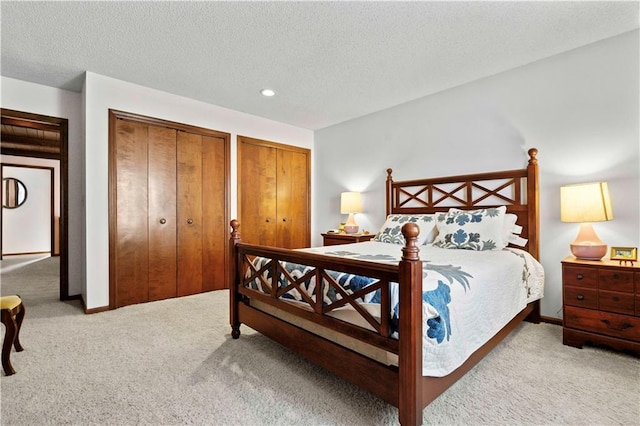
[385,148,539,259]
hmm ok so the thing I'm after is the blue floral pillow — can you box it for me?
[373,214,437,245]
[432,206,507,251]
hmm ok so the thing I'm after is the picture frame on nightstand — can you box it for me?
[610,246,637,263]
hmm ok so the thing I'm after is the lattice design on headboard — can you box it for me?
[390,173,527,213]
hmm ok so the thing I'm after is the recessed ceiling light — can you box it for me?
[260,88,276,97]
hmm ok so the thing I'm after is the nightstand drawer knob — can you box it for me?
[601,319,633,332]
[576,274,584,280]
[613,273,620,279]
[576,295,584,301]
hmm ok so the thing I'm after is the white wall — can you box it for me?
[2,156,61,253]
[1,77,84,296]
[2,166,51,254]
[83,72,314,309]
[314,30,640,319]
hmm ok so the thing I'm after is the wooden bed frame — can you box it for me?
[229,148,540,425]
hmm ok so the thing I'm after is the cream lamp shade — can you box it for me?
[340,191,362,234]
[560,182,613,260]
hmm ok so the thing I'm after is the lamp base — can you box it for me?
[570,222,607,260]
[343,213,359,234]
[343,225,359,234]
[570,243,607,260]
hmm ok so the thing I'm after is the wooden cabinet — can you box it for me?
[109,110,230,308]
[562,256,640,355]
[322,233,375,246]
[238,136,310,249]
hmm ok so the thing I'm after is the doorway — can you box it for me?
[2,164,56,255]
[0,108,70,300]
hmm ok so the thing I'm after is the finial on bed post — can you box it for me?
[386,168,393,216]
[230,219,240,243]
[527,148,538,165]
[401,223,420,261]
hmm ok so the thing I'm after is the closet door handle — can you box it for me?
[265,218,271,223]
[187,218,194,225]
[282,217,287,222]
[159,218,167,225]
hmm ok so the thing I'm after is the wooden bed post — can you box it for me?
[398,223,423,426]
[229,220,241,339]
[525,148,542,323]
[526,148,539,261]
[386,168,394,216]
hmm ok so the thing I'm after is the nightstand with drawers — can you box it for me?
[321,232,375,246]
[562,256,640,355]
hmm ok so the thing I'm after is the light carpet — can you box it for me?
[1,256,638,425]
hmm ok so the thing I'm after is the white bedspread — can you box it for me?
[303,241,544,376]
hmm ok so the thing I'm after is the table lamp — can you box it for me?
[340,191,362,234]
[560,182,613,260]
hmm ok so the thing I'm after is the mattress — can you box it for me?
[246,241,544,376]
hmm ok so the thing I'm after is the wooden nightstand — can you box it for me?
[562,256,640,355]
[321,232,375,246]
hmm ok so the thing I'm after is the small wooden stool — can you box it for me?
[1,295,25,376]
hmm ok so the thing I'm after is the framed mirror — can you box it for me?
[2,177,28,209]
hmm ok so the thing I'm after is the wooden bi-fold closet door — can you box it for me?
[238,136,310,249]
[109,110,229,309]
[176,131,228,297]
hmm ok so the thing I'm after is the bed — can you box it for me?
[229,148,542,425]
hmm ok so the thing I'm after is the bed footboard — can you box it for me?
[229,219,425,425]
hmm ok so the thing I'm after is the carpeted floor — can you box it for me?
[1,255,638,425]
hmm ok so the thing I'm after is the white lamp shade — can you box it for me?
[560,182,613,223]
[340,192,362,214]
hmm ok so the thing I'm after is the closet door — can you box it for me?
[114,120,150,307]
[176,132,229,295]
[147,126,177,301]
[202,135,228,291]
[238,136,310,249]
[177,131,204,296]
[276,149,310,249]
[110,110,231,309]
[238,139,277,246]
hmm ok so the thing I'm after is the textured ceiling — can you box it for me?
[1,1,638,130]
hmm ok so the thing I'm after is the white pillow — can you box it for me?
[503,213,528,247]
[433,206,507,250]
[374,214,437,246]
[446,210,528,247]
[503,213,518,241]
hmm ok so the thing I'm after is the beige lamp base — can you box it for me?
[570,223,607,260]
[344,213,359,234]
[343,225,360,234]
[570,243,607,260]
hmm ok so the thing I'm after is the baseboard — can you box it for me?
[1,251,51,256]
[64,294,82,301]
[540,315,562,326]
[82,298,109,314]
